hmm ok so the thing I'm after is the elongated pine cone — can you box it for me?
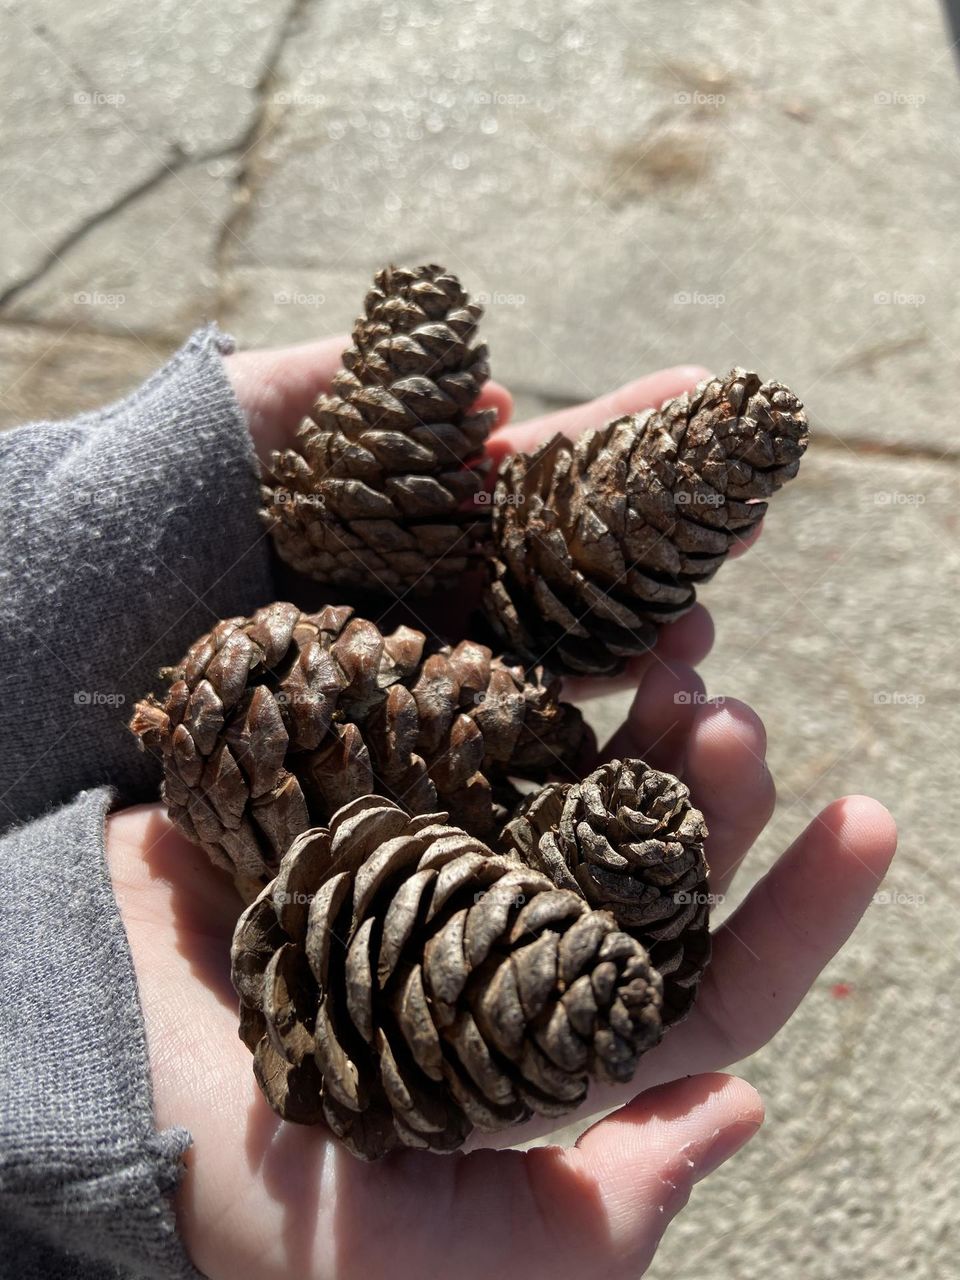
[130,602,585,899]
[262,264,494,595]
[231,796,663,1159]
[485,369,808,673]
[502,760,710,1027]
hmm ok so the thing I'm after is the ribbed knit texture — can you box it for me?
[0,325,273,831]
[0,791,200,1279]
[0,326,273,1278]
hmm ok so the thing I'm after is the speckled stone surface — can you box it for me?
[1,2,956,1276]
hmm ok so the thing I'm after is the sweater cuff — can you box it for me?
[0,324,275,828]
[0,790,203,1279]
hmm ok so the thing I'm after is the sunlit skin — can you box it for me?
[107,345,896,1279]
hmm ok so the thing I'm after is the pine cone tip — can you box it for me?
[483,366,809,674]
[261,263,495,595]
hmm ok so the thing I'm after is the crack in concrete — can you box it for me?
[827,332,927,375]
[0,314,180,349]
[510,387,960,467]
[0,0,309,317]
[0,140,244,312]
[808,433,960,465]
[27,17,99,98]
[214,0,312,317]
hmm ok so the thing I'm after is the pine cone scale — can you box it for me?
[262,265,495,594]
[231,798,664,1157]
[132,604,585,896]
[486,368,808,674]
[503,760,712,1027]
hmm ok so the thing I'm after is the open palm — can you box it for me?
[107,348,896,1280]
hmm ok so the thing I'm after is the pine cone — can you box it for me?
[502,760,710,1026]
[485,368,809,673]
[130,602,585,899]
[231,795,663,1159]
[262,264,495,596]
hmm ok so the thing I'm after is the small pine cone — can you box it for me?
[262,264,495,596]
[231,795,663,1159]
[130,602,585,899]
[502,760,710,1027]
[485,368,809,674]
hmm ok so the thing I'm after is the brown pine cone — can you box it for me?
[262,264,495,596]
[130,602,585,899]
[485,368,809,674]
[502,760,710,1026]
[231,795,663,1159]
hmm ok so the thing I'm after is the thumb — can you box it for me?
[530,1073,763,1277]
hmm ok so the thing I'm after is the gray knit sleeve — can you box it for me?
[0,789,202,1280]
[0,324,274,833]
[0,329,276,1278]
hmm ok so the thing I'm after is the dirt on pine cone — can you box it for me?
[502,759,711,1027]
[231,795,664,1159]
[261,264,495,596]
[129,602,585,900]
[484,368,809,674]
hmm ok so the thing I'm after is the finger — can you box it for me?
[108,803,241,941]
[553,1074,762,1275]
[489,365,712,461]
[598,661,706,774]
[225,339,512,461]
[728,519,762,560]
[335,1074,758,1280]
[654,603,715,666]
[561,604,715,703]
[468,795,895,1152]
[224,337,349,457]
[654,795,897,1077]
[476,381,514,430]
[681,699,776,897]
[454,1075,760,1280]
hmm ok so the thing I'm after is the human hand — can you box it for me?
[110,338,895,1277]
[226,339,750,693]
[108,663,895,1279]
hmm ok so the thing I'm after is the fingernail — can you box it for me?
[695,1120,761,1181]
